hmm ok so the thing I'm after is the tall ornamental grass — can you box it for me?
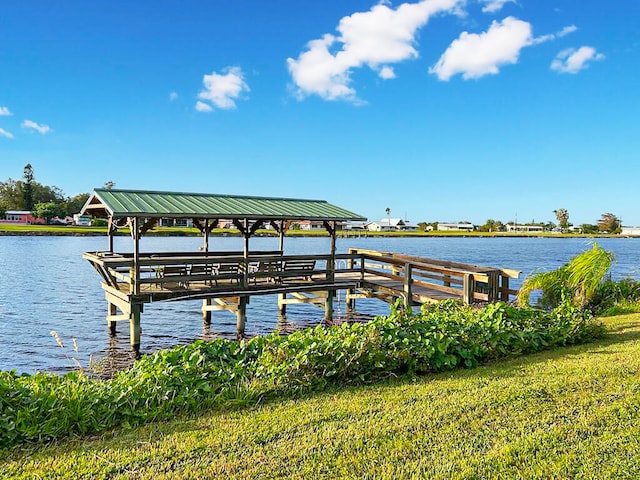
[0,300,603,449]
[517,243,615,309]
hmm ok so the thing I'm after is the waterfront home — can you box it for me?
[344,221,368,230]
[1,210,45,224]
[437,222,475,232]
[621,226,640,236]
[157,217,193,228]
[506,224,545,233]
[367,218,418,232]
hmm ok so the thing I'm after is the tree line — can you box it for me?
[0,164,90,223]
[416,208,622,234]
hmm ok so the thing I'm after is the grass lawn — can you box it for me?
[3,314,640,479]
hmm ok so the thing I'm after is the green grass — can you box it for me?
[3,313,639,479]
[0,223,108,235]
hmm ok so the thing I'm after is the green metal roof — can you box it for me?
[82,188,366,222]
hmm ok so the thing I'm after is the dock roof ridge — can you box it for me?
[93,188,328,204]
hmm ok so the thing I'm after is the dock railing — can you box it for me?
[83,250,363,295]
[348,248,520,304]
[83,249,519,304]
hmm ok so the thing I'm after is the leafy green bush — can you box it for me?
[588,277,640,315]
[0,300,604,449]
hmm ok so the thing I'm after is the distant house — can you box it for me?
[437,222,475,232]
[1,210,45,224]
[298,220,325,230]
[506,224,544,233]
[344,221,368,230]
[621,226,640,236]
[297,220,347,230]
[367,218,418,232]
[157,218,193,228]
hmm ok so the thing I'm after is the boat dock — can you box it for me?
[81,189,520,349]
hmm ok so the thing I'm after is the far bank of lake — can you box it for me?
[0,223,625,239]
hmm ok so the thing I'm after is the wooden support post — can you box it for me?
[346,251,355,312]
[130,217,141,295]
[279,220,286,252]
[325,290,334,322]
[500,276,510,302]
[403,263,413,309]
[346,289,355,313]
[202,298,212,325]
[108,302,117,334]
[129,304,141,349]
[488,271,499,303]
[463,274,475,305]
[108,217,115,253]
[278,293,287,315]
[236,296,248,336]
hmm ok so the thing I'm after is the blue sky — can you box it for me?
[1,0,638,226]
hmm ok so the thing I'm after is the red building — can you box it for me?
[1,210,45,224]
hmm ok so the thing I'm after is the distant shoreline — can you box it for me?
[0,225,626,239]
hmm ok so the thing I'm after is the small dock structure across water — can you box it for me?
[81,189,520,349]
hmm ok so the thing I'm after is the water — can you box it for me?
[1,235,639,374]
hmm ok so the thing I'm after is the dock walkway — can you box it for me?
[84,248,520,347]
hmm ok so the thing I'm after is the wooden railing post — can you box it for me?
[403,263,413,309]
[488,270,499,303]
[500,275,510,302]
[463,274,474,304]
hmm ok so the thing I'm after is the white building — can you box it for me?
[157,218,193,228]
[506,224,544,233]
[367,218,417,232]
[437,222,475,232]
[621,226,640,236]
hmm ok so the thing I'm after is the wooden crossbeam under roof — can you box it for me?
[81,188,366,222]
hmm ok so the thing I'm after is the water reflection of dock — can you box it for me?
[81,189,519,350]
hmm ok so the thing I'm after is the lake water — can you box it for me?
[1,235,639,374]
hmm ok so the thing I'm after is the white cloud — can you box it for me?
[430,17,534,80]
[169,91,178,101]
[379,66,396,79]
[0,128,14,139]
[551,46,604,74]
[21,119,51,134]
[195,101,213,112]
[480,0,516,14]
[558,25,577,37]
[0,106,12,116]
[287,0,464,102]
[196,66,249,111]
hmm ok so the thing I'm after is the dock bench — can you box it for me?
[282,259,316,281]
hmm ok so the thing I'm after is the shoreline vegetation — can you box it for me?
[0,223,626,238]
[2,311,638,478]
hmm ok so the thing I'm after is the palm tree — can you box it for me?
[517,243,614,309]
[385,207,391,230]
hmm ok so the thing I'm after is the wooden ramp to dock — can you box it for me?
[342,248,519,309]
[84,249,519,348]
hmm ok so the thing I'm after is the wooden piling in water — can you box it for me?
[130,304,141,349]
